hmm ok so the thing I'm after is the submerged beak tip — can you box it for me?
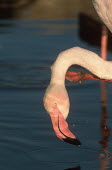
[62,137,81,146]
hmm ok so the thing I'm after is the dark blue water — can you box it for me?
[0,19,112,170]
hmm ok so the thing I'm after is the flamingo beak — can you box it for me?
[50,106,81,146]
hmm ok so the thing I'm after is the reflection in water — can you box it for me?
[65,166,80,170]
[98,81,112,169]
[64,81,111,170]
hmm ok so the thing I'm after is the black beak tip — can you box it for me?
[62,137,81,146]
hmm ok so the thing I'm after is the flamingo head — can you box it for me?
[43,83,81,146]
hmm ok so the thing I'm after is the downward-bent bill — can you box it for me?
[50,106,81,146]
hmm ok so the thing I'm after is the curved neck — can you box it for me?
[50,47,112,85]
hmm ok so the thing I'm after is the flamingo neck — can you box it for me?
[50,47,112,85]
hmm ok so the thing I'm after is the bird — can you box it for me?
[92,0,112,33]
[43,0,112,145]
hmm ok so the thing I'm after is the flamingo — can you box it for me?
[43,0,112,145]
[92,0,112,33]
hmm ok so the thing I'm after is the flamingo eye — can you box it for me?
[54,103,57,107]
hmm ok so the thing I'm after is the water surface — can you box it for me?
[0,19,112,170]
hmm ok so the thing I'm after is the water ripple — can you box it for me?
[0,62,50,88]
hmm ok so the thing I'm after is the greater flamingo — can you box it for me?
[43,0,112,145]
